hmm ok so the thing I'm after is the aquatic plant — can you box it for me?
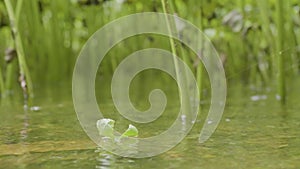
[4,0,33,98]
[96,118,138,141]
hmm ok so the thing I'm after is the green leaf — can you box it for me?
[96,118,115,138]
[121,124,138,138]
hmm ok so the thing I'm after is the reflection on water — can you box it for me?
[96,150,116,169]
[0,81,300,168]
[95,148,136,169]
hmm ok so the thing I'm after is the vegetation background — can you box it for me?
[0,0,299,104]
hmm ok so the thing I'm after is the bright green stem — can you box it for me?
[161,0,179,75]
[275,0,286,103]
[161,0,190,114]
[4,0,33,98]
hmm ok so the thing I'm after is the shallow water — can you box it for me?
[0,79,300,169]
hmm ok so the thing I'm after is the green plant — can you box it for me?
[0,0,299,105]
[96,118,138,141]
[4,0,33,98]
[275,0,286,103]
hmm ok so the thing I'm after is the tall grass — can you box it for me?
[194,0,204,99]
[256,0,276,73]
[275,0,286,103]
[0,0,299,104]
[161,0,179,71]
[161,0,192,114]
[4,0,33,98]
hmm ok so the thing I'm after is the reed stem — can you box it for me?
[0,65,4,96]
[4,0,33,98]
[256,0,275,74]
[161,0,190,115]
[161,0,184,89]
[161,0,178,60]
[275,0,286,103]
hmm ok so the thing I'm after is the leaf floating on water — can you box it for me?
[96,119,115,138]
[121,124,138,138]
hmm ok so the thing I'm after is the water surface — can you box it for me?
[0,79,300,169]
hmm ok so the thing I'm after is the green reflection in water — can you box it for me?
[0,78,300,169]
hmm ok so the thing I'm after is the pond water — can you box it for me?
[0,78,300,169]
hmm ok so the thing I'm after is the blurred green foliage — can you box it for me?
[0,0,299,99]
